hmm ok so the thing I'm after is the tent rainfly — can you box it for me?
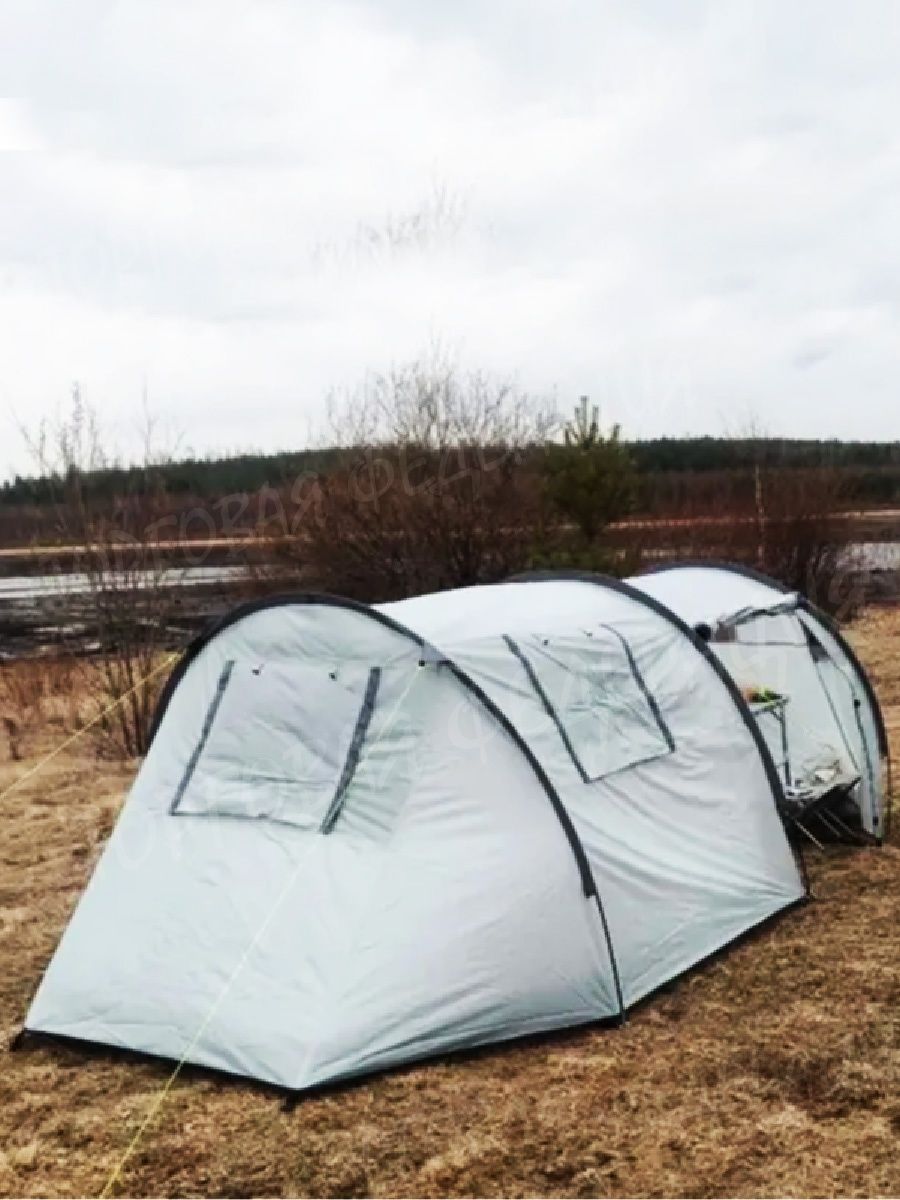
[22,569,887,1093]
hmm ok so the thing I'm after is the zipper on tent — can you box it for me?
[170,660,236,813]
[810,654,861,776]
[852,695,878,837]
[503,634,590,784]
[319,667,382,834]
[812,646,879,838]
[596,622,675,753]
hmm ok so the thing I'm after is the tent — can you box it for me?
[24,574,825,1092]
[628,561,889,842]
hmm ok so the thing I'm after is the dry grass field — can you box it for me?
[0,607,898,1198]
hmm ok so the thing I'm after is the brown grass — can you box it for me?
[0,659,84,761]
[0,656,172,767]
[0,610,898,1198]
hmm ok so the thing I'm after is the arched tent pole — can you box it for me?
[147,591,626,1017]
[509,569,810,894]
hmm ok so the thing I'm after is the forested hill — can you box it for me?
[630,436,900,473]
[3,436,899,507]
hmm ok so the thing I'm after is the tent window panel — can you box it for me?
[504,631,675,783]
[171,660,380,831]
[323,666,426,843]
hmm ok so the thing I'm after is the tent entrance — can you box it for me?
[708,607,871,842]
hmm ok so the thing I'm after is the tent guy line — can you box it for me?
[100,649,428,1196]
[0,653,179,808]
[99,832,322,1199]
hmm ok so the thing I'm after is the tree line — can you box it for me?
[3,435,898,508]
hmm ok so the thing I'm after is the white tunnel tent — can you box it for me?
[22,569,886,1093]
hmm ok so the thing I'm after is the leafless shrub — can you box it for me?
[259,355,558,600]
[19,387,183,757]
[638,464,860,616]
[754,467,861,616]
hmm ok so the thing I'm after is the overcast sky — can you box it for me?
[1,0,899,476]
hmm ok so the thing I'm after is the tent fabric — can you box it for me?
[631,561,888,839]
[26,576,811,1092]
[633,559,888,758]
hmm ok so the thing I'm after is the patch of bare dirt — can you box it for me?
[0,609,898,1198]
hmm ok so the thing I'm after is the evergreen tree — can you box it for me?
[544,397,636,540]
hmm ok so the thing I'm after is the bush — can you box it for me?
[19,387,185,757]
[638,466,860,617]
[263,356,557,600]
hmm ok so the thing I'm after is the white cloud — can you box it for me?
[2,0,899,476]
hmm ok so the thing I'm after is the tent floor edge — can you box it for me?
[8,1027,28,1052]
[622,894,810,1019]
[9,1027,293,1099]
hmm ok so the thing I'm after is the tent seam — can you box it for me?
[170,659,235,813]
